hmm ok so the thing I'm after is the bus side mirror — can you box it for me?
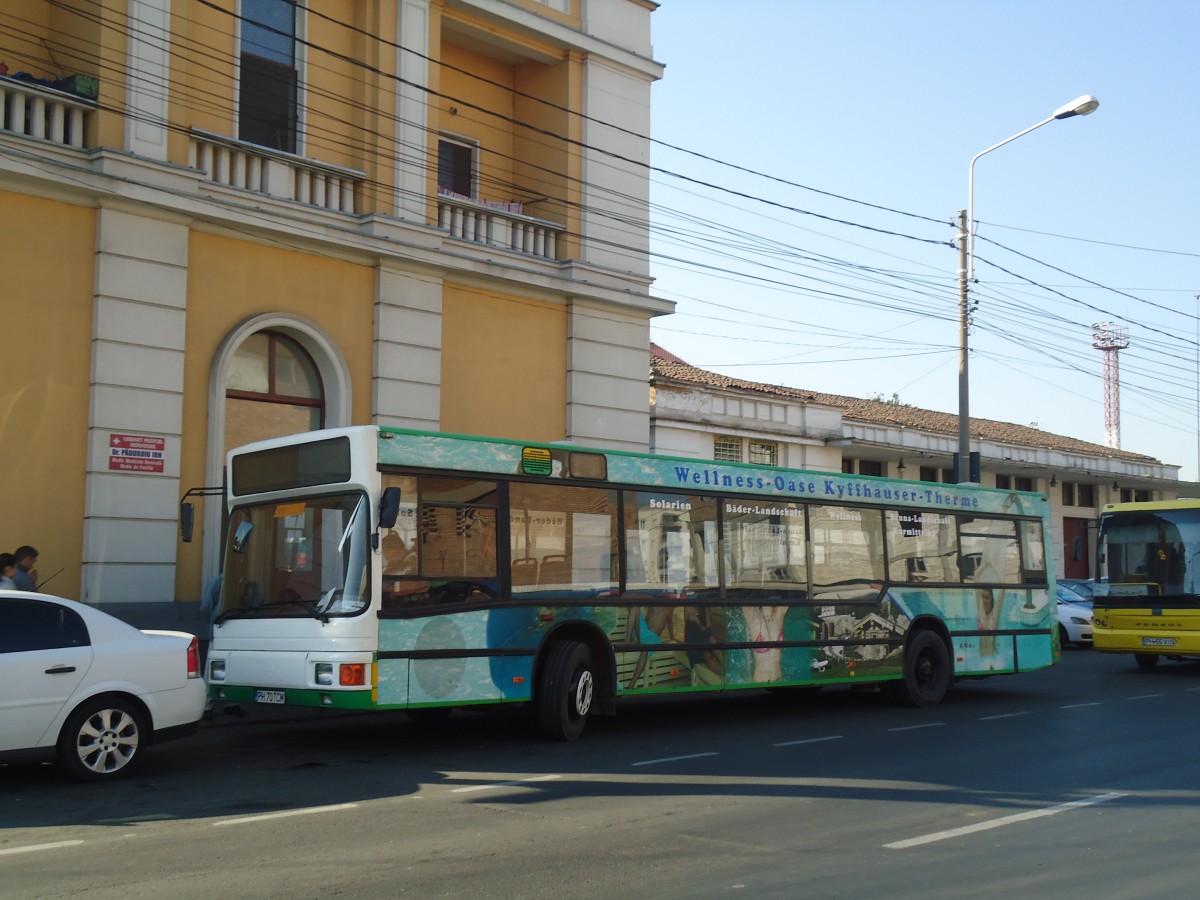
[181,502,195,543]
[379,487,401,530]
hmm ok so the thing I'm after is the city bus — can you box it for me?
[1093,499,1200,668]
[204,426,1057,740]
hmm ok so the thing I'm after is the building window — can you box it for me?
[713,436,742,462]
[438,137,476,197]
[995,474,1011,490]
[919,466,958,483]
[239,0,298,153]
[1120,488,1152,503]
[842,458,881,476]
[225,330,324,454]
[1062,482,1098,508]
[1014,476,1034,493]
[748,440,778,466]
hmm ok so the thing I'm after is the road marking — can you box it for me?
[1127,694,1164,700]
[632,752,719,767]
[213,802,358,826]
[774,735,844,747]
[451,774,561,794]
[887,722,945,732]
[0,840,84,857]
[979,711,1030,721]
[1061,702,1102,709]
[884,792,1127,850]
[1185,687,1200,692]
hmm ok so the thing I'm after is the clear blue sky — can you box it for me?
[647,1,1200,479]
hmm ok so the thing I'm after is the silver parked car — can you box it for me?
[0,592,206,781]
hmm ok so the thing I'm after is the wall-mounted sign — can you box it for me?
[109,433,165,473]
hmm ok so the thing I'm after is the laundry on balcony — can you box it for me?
[56,74,99,99]
[1,72,93,148]
[436,191,562,260]
[436,189,524,216]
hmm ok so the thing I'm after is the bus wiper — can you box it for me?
[261,599,331,623]
[214,606,250,625]
[294,599,330,624]
[215,600,329,624]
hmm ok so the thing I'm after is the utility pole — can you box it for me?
[957,209,970,483]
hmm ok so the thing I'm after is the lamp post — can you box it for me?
[956,94,1100,483]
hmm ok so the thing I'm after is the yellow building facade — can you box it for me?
[0,0,666,628]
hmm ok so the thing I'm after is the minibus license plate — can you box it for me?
[1141,637,1177,647]
[255,689,286,704]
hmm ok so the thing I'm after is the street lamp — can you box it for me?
[956,94,1099,483]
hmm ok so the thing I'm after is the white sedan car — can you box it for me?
[1055,585,1094,648]
[0,592,206,781]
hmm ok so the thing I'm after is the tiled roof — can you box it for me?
[650,343,1161,464]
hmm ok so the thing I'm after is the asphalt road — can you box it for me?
[2,648,1198,899]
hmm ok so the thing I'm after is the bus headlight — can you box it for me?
[315,663,334,686]
[209,659,226,682]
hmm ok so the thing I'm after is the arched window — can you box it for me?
[224,330,324,454]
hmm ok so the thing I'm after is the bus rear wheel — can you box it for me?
[888,630,951,708]
[537,640,594,741]
[1135,652,1160,670]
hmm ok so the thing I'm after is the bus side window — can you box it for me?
[420,506,497,579]
[382,531,416,576]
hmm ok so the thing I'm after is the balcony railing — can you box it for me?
[0,75,92,148]
[189,129,364,214]
[437,191,563,261]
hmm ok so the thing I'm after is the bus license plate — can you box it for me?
[254,689,286,704]
[1141,637,1177,647]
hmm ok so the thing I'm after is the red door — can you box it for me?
[1062,517,1092,579]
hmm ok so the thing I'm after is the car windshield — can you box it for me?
[1056,586,1092,608]
[215,492,371,622]
[1060,579,1094,598]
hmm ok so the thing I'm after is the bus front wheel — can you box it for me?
[537,640,594,741]
[889,630,951,708]
[1135,652,1160,670]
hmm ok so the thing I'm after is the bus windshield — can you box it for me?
[1100,507,1200,602]
[216,492,371,621]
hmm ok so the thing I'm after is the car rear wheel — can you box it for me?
[58,696,147,782]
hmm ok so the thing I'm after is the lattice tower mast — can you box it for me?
[1092,322,1130,449]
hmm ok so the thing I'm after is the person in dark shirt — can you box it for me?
[11,546,38,591]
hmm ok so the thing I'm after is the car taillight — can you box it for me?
[187,636,201,679]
